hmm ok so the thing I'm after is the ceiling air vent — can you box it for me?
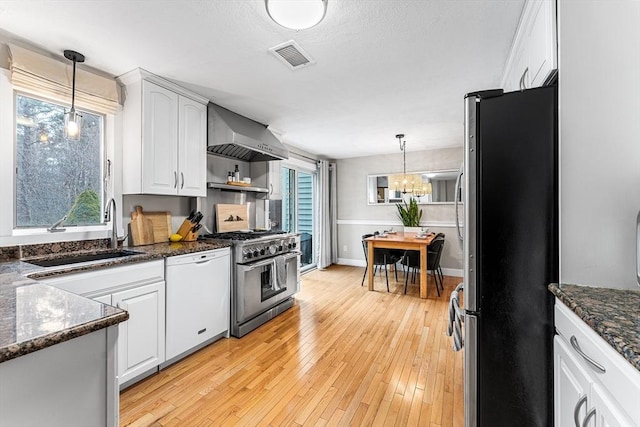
[268,40,315,70]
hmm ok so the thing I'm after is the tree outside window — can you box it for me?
[15,94,104,228]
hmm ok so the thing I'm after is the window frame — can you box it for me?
[281,157,318,271]
[0,69,118,246]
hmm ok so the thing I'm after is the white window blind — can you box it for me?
[8,43,120,114]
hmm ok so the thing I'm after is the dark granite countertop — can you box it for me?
[0,240,231,363]
[549,283,640,371]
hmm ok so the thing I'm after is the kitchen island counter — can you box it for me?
[548,283,640,371]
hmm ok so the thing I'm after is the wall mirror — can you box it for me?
[367,169,461,205]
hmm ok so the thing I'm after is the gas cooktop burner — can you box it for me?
[201,230,286,241]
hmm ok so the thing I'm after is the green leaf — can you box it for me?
[395,197,423,226]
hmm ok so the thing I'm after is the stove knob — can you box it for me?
[260,249,265,255]
[288,243,292,249]
[278,245,283,251]
[246,252,252,259]
[253,251,259,258]
[269,245,277,255]
[292,242,297,248]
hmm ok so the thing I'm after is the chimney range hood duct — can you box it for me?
[207,103,289,162]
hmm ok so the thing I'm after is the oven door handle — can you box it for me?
[245,258,277,271]
[282,251,302,260]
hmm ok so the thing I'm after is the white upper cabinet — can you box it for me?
[142,81,179,194]
[178,96,207,196]
[502,0,557,92]
[119,69,208,196]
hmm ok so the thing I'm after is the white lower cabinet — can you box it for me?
[554,336,591,427]
[42,260,166,387]
[112,281,165,385]
[554,300,639,426]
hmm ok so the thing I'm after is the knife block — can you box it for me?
[182,230,198,242]
[176,218,194,238]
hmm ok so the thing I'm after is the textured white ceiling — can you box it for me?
[0,0,524,159]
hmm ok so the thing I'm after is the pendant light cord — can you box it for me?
[70,57,76,113]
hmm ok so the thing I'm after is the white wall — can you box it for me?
[559,1,640,289]
[336,146,463,275]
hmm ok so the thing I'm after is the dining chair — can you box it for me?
[361,233,401,292]
[401,236,446,296]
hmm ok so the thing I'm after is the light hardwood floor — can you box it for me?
[120,265,464,426]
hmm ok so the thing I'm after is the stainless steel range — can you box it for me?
[202,231,301,337]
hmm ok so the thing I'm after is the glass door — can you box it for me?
[281,166,316,270]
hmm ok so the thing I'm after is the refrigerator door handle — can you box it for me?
[455,165,464,243]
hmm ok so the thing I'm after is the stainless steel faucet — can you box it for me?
[47,215,67,232]
[104,198,119,249]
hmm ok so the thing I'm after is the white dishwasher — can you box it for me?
[165,248,230,362]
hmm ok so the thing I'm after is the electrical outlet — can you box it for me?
[343,245,348,252]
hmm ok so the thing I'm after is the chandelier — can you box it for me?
[395,134,433,198]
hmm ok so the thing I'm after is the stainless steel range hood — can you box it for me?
[207,103,289,162]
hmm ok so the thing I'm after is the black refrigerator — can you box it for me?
[458,85,558,426]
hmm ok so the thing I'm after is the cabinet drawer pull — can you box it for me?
[197,328,206,335]
[582,407,596,427]
[574,394,587,427]
[570,336,606,373]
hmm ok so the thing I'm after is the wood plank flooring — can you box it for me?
[120,265,464,426]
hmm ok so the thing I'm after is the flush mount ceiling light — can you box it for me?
[265,0,328,30]
[63,49,85,140]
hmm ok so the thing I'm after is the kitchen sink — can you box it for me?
[25,250,142,268]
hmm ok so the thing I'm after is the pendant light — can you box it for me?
[63,49,85,140]
[396,134,407,194]
[265,0,328,30]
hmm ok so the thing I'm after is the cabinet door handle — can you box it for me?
[181,172,184,189]
[519,67,529,91]
[570,336,606,373]
[270,183,273,195]
[573,394,587,427]
[582,407,596,427]
[174,171,178,189]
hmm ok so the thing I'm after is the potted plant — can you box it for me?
[396,197,423,233]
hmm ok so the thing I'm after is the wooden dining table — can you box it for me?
[365,232,436,298]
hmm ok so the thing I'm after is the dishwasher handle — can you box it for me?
[165,249,230,267]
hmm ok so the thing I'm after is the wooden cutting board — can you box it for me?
[129,206,154,246]
[144,210,172,243]
[216,204,249,232]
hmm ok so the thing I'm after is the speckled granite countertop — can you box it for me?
[0,239,231,363]
[549,283,640,371]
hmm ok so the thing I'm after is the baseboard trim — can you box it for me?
[337,258,366,267]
